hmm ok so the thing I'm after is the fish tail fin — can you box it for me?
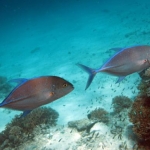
[77,63,97,90]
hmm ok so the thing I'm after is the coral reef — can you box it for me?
[137,79,150,96]
[138,67,150,96]
[128,68,150,149]
[108,108,132,144]
[128,96,150,149]
[68,115,132,150]
[76,122,108,149]
[139,67,150,80]
[0,107,134,150]
[111,96,133,114]
[87,107,109,124]
[0,107,59,149]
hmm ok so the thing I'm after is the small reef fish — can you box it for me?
[77,45,150,90]
[0,76,74,116]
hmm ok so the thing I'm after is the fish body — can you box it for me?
[78,45,150,90]
[0,76,74,116]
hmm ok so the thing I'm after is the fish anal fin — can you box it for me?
[21,110,32,117]
[116,76,126,83]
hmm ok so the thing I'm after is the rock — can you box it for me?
[68,118,96,131]
[90,122,109,134]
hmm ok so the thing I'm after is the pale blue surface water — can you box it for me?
[0,0,150,149]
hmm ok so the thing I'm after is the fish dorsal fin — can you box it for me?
[9,78,28,85]
[0,78,29,106]
[8,78,28,91]
[109,48,123,51]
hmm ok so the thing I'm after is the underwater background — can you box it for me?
[1,0,150,149]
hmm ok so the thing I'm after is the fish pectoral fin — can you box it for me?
[116,76,126,83]
[21,110,32,117]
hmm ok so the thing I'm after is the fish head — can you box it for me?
[50,76,74,99]
[135,59,150,71]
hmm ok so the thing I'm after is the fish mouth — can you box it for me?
[71,85,74,90]
[70,83,74,91]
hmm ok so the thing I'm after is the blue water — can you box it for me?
[0,0,150,149]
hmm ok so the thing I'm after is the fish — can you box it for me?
[77,45,150,90]
[0,76,74,116]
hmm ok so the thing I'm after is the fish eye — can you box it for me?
[63,83,68,87]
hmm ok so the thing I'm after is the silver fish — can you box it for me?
[77,45,150,90]
[0,76,74,116]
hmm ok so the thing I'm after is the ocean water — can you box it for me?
[0,0,150,149]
